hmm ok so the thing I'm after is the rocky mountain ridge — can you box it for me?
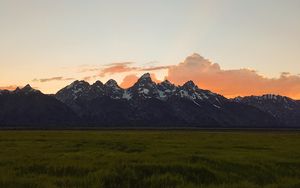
[0,73,299,128]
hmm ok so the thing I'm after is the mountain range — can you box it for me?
[1,73,299,128]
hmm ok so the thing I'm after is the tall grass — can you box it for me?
[0,131,299,187]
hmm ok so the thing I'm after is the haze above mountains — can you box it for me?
[1,73,300,128]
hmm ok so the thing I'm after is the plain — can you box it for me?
[0,130,299,188]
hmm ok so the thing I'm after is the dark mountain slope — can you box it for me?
[234,94,300,127]
[0,85,79,127]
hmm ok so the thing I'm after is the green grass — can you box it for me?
[0,130,299,188]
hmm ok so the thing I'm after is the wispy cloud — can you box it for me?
[99,62,139,77]
[140,65,171,71]
[32,77,75,83]
[99,62,170,77]
[104,62,134,66]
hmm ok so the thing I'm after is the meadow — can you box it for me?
[0,130,299,188]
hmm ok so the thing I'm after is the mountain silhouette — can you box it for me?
[1,73,299,128]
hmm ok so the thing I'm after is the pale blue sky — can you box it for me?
[0,0,300,92]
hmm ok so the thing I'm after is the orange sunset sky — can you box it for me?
[1,0,300,99]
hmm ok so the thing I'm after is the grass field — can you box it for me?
[0,130,299,188]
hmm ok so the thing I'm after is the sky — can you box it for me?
[0,0,300,98]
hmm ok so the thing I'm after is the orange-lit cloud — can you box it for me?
[140,65,171,71]
[120,73,161,88]
[166,53,300,99]
[99,62,170,77]
[99,62,138,77]
[120,74,139,88]
[0,85,20,91]
[33,77,74,82]
[149,73,161,83]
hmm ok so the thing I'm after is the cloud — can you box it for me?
[120,73,161,88]
[149,73,161,83]
[0,85,20,90]
[105,62,134,66]
[99,62,139,77]
[166,53,300,99]
[140,65,171,71]
[99,62,170,77]
[120,74,139,88]
[52,54,300,99]
[33,77,75,82]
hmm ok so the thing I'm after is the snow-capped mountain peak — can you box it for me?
[69,80,90,91]
[55,73,226,105]
[105,79,120,88]
[157,80,177,98]
[136,73,156,86]
[161,79,172,85]
[56,80,91,102]
[127,73,160,99]
[182,81,198,90]
[139,73,151,81]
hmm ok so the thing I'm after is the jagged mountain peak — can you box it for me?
[55,74,226,102]
[137,73,152,83]
[61,80,91,92]
[158,80,176,91]
[234,94,300,127]
[14,84,41,94]
[103,79,124,99]
[65,80,90,91]
[235,94,293,103]
[140,72,151,79]
[234,94,300,109]
[161,80,172,86]
[70,80,90,87]
[92,80,104,87]
[105,79,120,88]
[261,94,290,100]
[23,84,32,89]
[55,80,92,103]
[182,80,198,90]
[127,73,160,99]
[134,73,157,89]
